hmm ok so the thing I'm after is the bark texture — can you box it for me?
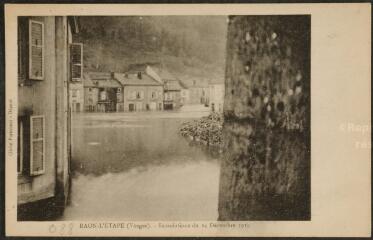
[218,15,310,220]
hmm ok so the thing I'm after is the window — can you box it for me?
[136,91,144,100]
[117,88,121,93]
[71,89,77,97]
[29,20,44,80]
[30,115,45,175]
[89,88,92,92]
[99,89,106,101]
[151,91,157,99]
[70,43,83,81]
[18,17,28,84]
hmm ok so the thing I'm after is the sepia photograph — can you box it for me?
[16,14,310,221]
[4,3,371,237]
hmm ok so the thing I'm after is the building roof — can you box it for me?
[87,72,112,80]
[84,72,121,88]
[114,72,163,86]
[164,80,185,91]
[96,79,122,88]
[179,80,188,89]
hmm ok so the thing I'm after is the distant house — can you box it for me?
[83,72,122,112]
[127,63,163,84]
[154,68,185,110]
[163,79,185,110]
[188,79,209,105]
[70,81,84,112]
[115,71,164,112]
[208,81,225,113]
[83,73,99,112]
[69,42,84,113]
[179,80,189,105]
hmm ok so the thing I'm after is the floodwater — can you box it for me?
[62,105,220,221]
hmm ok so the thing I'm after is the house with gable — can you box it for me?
[115,70,164,112]
[83,73,99,112]
[83,72,123,112]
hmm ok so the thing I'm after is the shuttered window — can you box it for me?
[18,17,28,84]
[30,115,45,175]
[29,20,44,80]
[70,43,83,81]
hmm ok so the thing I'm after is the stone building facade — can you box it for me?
[218,15,310,220]
[17,16,80,219]
[115,72,164,111]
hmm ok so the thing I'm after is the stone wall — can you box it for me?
[218,15,310,220]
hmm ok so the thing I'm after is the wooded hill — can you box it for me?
[75,16,227,85]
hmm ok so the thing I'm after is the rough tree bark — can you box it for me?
[218,15,311,220]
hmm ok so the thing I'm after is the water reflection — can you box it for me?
[63,113,220,220]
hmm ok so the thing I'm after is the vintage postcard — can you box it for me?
[4,3,371,237]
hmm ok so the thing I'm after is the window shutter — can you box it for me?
[29,20,44,80]
[18,18,28,84]
[70,43,83,81]
[30,115,45,175]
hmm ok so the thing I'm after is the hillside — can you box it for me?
[75,16,228,85]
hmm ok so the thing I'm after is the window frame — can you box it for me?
[28,20,44,81]
[30,115,45,176]
[70,43,84,81]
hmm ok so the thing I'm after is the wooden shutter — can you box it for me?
[29,20,44,80]
[70,43,83,81]
[18,17,28,84]
[30,115,45,175]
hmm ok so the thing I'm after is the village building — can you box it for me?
[115,71,164,112]
[127,63,163,84]
[152,68,185,110]
[163,79,184,110]
[83,73,99,112]
[208,80,225,113]
[17,16,81,219]
[188,78,210,105]
[84,72,123,112]
[179,81,190,105]
[69,81,84,112]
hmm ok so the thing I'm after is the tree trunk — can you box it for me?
[218,15,311,220]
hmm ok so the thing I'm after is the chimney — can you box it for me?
[137,72,142,79]
[110,72,115,79]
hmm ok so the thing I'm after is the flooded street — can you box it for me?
[62,105,220,220]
